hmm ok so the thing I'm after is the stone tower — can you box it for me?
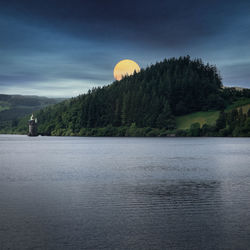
[28,114,38,136]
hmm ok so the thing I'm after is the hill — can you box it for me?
[0,94,65,133]
[8,56,250,136]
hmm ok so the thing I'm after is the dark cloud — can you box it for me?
[0,0,250,96]
[2,0,250,48]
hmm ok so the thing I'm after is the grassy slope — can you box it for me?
[176,98,250,130]
[239,104,250,113]
[176,111,220,129]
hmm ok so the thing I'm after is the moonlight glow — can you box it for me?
[113,59,140,81]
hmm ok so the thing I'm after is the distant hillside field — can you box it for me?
[240,104,250,113]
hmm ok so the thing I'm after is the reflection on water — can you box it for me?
[0,135,250,249]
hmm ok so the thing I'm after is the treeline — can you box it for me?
[11,106,250,137]
[43,107,250,137]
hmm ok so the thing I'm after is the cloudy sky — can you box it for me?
[0,0,250,97]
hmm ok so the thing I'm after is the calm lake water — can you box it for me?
[0,135,250,250]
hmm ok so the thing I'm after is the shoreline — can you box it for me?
[1,133,249,138]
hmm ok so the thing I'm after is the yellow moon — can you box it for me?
[113,59,140,81]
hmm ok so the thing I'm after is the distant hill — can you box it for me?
[0,94,65,132]
[5,56,250,136]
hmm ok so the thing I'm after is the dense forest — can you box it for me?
[3,56,250,136]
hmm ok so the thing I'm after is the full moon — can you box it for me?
[113,59,140,81]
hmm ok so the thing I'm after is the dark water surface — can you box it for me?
[0,135,250,250]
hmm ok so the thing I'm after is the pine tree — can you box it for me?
[216,111,227,130]
[156,101,174,129]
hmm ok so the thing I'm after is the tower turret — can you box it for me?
[28,113,38,136]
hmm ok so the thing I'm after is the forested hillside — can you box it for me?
[7,56,250,136]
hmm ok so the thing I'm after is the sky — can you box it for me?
[0,0,250,97]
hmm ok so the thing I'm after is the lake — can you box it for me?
[0,135,250,249]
